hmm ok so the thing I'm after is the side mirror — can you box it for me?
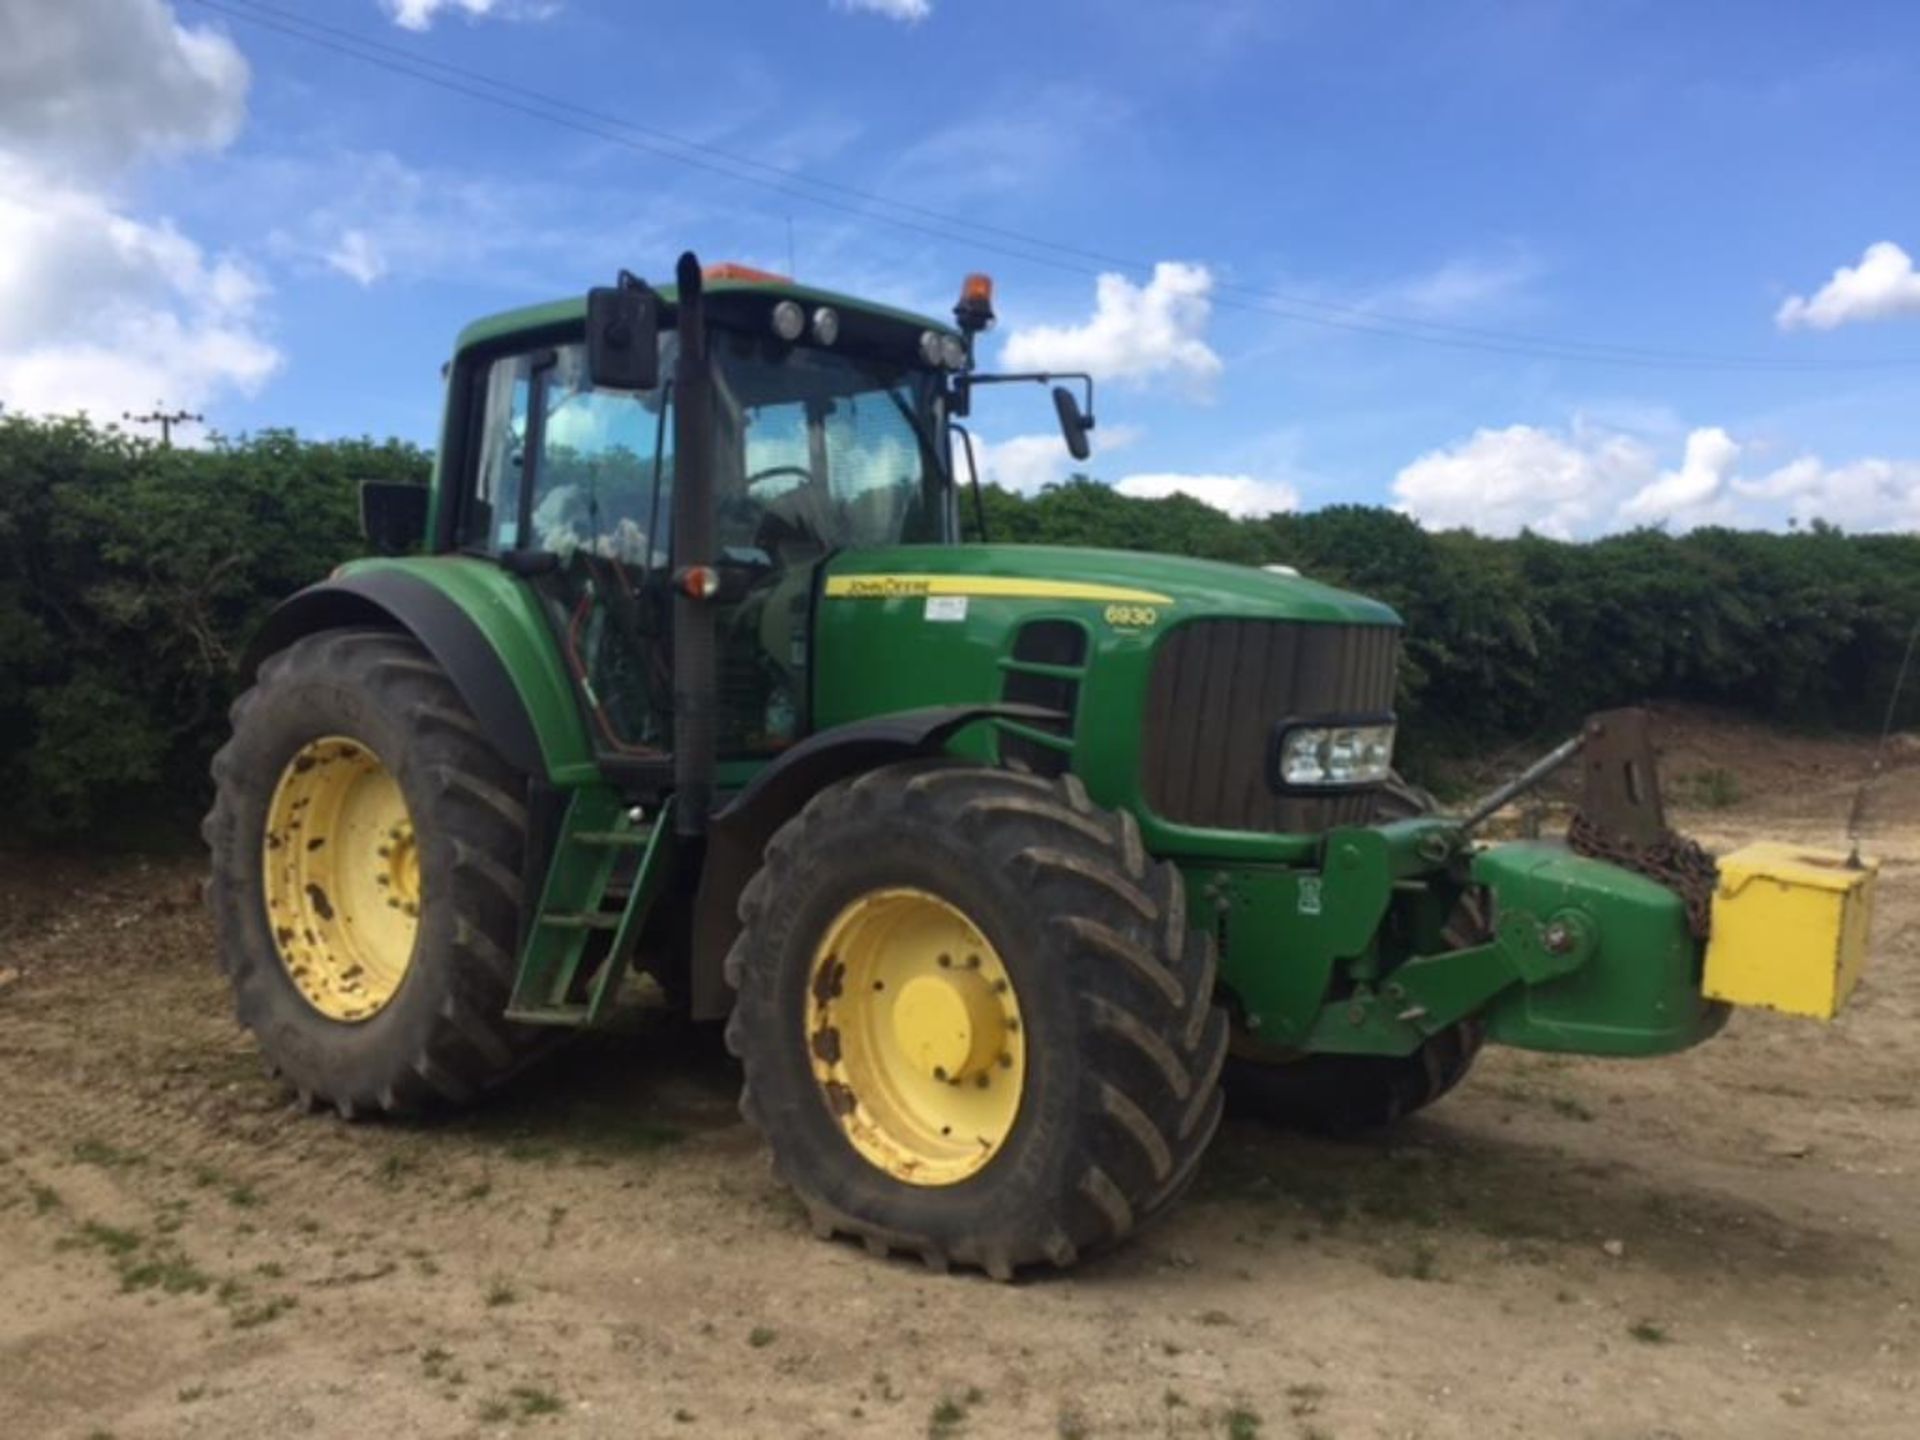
[359,480,429,555]
[586,281,660,391]
[1052,385,1093,462]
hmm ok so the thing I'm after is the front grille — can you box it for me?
[1141,619,1401,832]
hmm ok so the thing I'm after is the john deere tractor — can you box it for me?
[206,253,1878,1277]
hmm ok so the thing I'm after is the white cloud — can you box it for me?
[0,157,278,423]
[1394,417,1920,536]
[0,0,248,176]
[1733,454,1920,532]
[324,229,387,287]
[1777,241,1920,331]
[974,423,1140,495]
[1385,253,1540,319]
[881,87,1125,205]
[1000,263,1222,391]
[0,3,275,427]
[384,0,501,29]
[976,433,1073,495]
[1619,426,1740,525]
[1393,421,1655,538]
[246,149,687,294]
[833,0,933,21]
[1113,473,1301,518]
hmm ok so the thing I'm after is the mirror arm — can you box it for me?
[957,370,1096,428]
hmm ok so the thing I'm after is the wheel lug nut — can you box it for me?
[974,1074,989,1089]
[932,1066,947,1081]
[937,953,952,968]
[966,954,981,969]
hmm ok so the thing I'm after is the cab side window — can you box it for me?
[464,342,672,566]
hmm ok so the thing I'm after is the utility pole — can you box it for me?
[123,403,203,447]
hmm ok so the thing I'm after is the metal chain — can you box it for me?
[1567,812,1719,942]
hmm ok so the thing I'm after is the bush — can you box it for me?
[4,422,1917,840]
[970,477,1920,746]
[0,415,427,835]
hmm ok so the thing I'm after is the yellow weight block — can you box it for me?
[1703,842,1878,1020]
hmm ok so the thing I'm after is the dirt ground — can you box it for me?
[3,714,1916,1439]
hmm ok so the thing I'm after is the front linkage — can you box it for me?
[1207,707,1876,1079]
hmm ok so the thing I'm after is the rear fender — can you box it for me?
[241,565,587,782]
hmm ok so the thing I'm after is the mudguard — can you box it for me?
[687,704,1061,1019]
[240,569,547,779]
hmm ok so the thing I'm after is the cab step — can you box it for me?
[505,791,675,1027]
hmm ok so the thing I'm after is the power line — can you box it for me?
[187,0,1919,374]
[124,404,203,446]
[185,0,1829,368]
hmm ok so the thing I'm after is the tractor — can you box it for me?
[205,253,1878,1278]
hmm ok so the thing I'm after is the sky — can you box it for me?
[4,0,1920,537]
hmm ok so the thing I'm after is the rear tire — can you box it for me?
[724,761,1228,1278]
[203,627,545,1117]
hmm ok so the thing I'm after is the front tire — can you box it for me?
[204,627,545,1117]
[724,762,1227,1278]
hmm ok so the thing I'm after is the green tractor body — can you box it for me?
[207,256,1874,1275]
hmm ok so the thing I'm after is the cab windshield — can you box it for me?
[469,327,953,566]
[709,327,953,563]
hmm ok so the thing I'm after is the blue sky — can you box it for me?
[5,0,1920,534]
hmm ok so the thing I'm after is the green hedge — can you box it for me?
[2,417,1914,837]
[972,479,1920,756]
[0,415,428,835]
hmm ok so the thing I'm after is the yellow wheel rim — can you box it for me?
[262,737,421,1023]
[807,888,1026,1187]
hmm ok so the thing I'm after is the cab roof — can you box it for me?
[454,272,961,355]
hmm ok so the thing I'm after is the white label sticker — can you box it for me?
[924,595,969,622]
[1298,876,1323,916]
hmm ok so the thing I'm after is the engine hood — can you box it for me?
[822,544,1400,628]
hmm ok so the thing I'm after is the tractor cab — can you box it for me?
[401,264,1061,775]
[386,259,1090,787]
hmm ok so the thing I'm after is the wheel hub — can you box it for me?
[890,972,1006,1082]
[262,736,420,1023]
[807,887,1025,1186]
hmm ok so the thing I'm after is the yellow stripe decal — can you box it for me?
[824,574,1173,605]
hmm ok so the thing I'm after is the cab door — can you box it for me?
[461,340,675,763]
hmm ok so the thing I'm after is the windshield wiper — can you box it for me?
[882,386,948,482]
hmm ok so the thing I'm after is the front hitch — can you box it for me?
[1458,708,1720,939]
[1462,707,1878,1042]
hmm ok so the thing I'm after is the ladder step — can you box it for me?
[504,1003,590,1026]
[573,828,654,848]
[539,912,621,932]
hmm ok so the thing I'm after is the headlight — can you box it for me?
[771,300,805,341]
[939,334,969,370]
[919,329,945,366]
[811,306,840,345]
[1274,719,1395,788]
